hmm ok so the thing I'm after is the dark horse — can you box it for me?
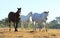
[8,8,21,32]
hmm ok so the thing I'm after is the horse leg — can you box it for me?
[8,21,11,31]
[28,21,30,29]
[32,21,36,31]
[45,22,47,32]
[34,21,36,31]
[15,22,18,32]
[21,22,24,30]
[38,23,42,31]
[13,22,16,31]
[43,22,47,32]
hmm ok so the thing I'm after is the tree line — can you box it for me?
[0,16,60,29]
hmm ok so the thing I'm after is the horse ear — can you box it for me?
[17,8,19,9]
[44,11,49,13]
[30,12,32,14]
[17,8,21,9]
[48,11,49,13]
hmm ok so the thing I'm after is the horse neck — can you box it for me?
[27,13,31,20]
[41,13,47,19]
[41,13,45,19]
[16,10,20,14]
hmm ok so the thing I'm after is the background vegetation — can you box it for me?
[0,16,60,29]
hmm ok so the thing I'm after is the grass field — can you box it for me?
[0,28,60,38]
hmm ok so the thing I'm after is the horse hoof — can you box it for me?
[9,29,11,32]
[14,30,18,32]
[14,31,18,32]
[29,31,34,33]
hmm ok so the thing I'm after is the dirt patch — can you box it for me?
[0,28,60,38]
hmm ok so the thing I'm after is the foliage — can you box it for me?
[47,16,60,29]
[0,16,60,29]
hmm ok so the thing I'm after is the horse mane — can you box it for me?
[43,11,49,13]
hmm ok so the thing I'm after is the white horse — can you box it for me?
[20,12,32,29]
[31,11,49,32]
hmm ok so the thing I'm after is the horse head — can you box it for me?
[16,8,21,18]
[42,11,49,21]
[28,12,32,17]
[16,8,21,14]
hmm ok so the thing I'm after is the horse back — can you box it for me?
[8,11,20,22]
[8,12,16,22]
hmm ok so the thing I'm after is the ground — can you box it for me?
[0,28,60,38]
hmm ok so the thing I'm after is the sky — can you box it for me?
[0,0,60,22]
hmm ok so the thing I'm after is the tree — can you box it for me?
[47,20,57,28]
[47,16,60,29]
[56,16,60,24]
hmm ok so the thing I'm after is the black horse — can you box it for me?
[8,8,21,32]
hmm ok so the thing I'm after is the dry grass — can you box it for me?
[0,28,60,38]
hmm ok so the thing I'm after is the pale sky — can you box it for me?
[0,0,60,22]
